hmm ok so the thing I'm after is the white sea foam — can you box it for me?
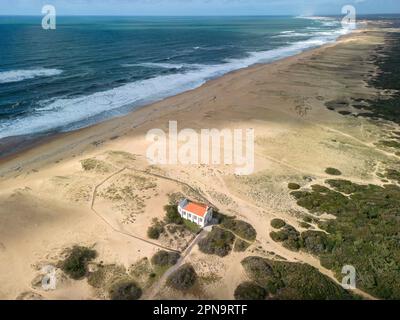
[0,25,352,139]
[0,68,62,84]
[273,32,310,38]
[122,62,203,70]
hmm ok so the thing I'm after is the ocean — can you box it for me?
[0,16,349,140]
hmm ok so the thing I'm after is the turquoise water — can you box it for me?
[0,16,347,139]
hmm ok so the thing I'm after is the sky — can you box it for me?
[0,0,399,16]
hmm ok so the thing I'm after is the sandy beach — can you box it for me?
[1,23,399,300]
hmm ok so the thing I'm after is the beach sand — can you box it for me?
[0,24,398,300]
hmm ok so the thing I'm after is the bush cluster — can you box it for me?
[221,219,256,241]
[234,282,267,300]
[166,264,197,291]
[109,280,142,300]
[270,224,301,251]
[147,219,165,239]
[270,218,286,229]
[290,178,400,299]
[325,167,342,176]
[241,256,353,300]
[288,183,301,190]
[60,246,97,280]
[151,250,180,267]
[198,227,235,257]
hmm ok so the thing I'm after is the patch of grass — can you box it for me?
[198,227,235,257]
[87,264,126,289]
[80,158,112,173]
[288,183,301,190]
[60,246,96,280]
[166,263,197,291]
[270,218,286,229]
[234,282,267,300]
[241,256,353,300]
[325,167,342,176]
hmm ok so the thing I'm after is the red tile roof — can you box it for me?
[183,202,208,217]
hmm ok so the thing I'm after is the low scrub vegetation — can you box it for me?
[221,219,256,241]
[289,178,400,299]
[288,183,301,190]
[234,239,251,252]
[198,227,235,257]
[241,256,353,300]
[108,280,142,300]
[385,169,400,183]
[164,204,183,225]
[147,218,165,240]
[80,158,112,173]
[270,224,301,251]
[325,167,342,176]
[234,281,267,300]
[151,250,180,267]
[270,218,286,229]
[166,264,197,291]
[60,246,96,280]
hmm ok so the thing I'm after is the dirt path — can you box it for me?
[90,166,180,253]
[143,229,209,300]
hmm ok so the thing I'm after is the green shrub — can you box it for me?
[147,226,163,239]
[385,169,400,183]
[299,222,311,229]
[291,177,400,299]
[379,140,400,149]
[234,282,267,300]
[198,227,235,257]
[270,224,301,251]
[151,250,180,267]
[221,219,257,241]
[234,239,251,252]
[301,231,332,255]
[288,183,301,190]
[61,246,97,280]
[167,264,197,291]
[270,218,286,229]
[147,219,164,239]
[241,256,353,300]
[109,280,142,300]
[325,167,342,176]
[164,205,183,225]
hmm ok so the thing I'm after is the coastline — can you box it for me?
[0,28,361,173]
[1,23,398,300]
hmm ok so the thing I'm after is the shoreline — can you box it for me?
[0,28,360,169]
[0,23,396,300]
